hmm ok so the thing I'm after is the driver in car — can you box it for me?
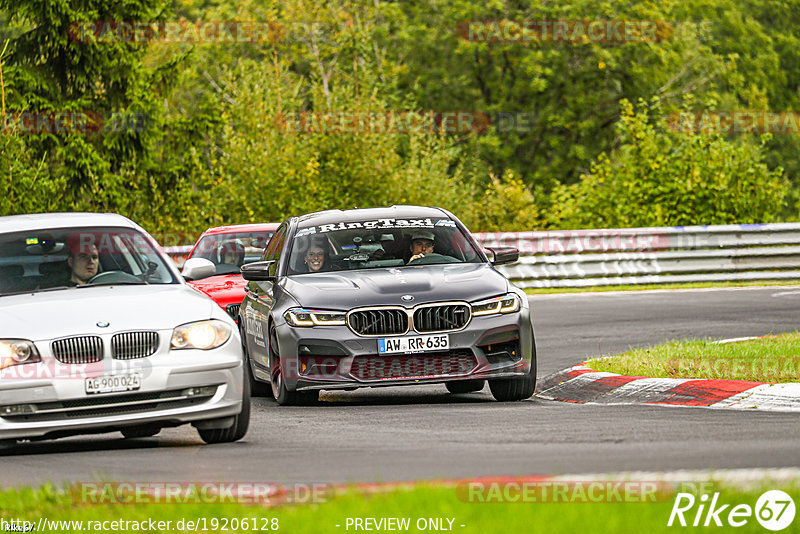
[218,240,245,267]
[408,230,435,263]
[67,243,100,285]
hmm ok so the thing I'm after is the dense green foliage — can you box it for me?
[549,99,786,228]
[1,0,798,239]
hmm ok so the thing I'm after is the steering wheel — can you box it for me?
[87,271,142,284]
[407,253,460,265]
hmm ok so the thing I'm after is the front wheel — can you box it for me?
[269,324,319,406]
[489,337,537,402]
[197,366,251,444]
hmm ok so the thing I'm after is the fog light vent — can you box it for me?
[180,386,217,397]
[0,404,37,416]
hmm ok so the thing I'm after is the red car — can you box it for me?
[186,223,279,322]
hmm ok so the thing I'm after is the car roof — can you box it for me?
[197,223,280,237]
[0,212,140,234]
[295,205,450,227]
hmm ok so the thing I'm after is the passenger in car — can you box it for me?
[303,241,329,273]
[370,233,402,261]
[218,240,245,267]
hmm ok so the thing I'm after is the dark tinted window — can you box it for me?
[263,224,288,276]
[191,230,275,275]
[0,227,177,295]
[287,217,481,274]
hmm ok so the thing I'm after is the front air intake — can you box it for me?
[111,331,159,360]
[51,336,103,364]
[413,304,470,333]
[347,308,409,336]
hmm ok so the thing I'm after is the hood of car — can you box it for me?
[187,274,247,309]
[284,263,510,309]
[0,284,219,342]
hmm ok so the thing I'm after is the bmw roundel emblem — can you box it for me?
[96,321,110,328]
[401,295,414,302]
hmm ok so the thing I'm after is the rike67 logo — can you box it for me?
[668,490,796,531]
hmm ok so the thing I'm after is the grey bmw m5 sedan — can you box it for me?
[238,206,535,405]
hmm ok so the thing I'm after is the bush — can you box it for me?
[0,133,66,214]
[193,57,483,228]
[548,99,787,229]
[470,170,542,232]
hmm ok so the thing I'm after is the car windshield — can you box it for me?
[287,217,483,275]
[190,230,275,275]
[0,226,178,295]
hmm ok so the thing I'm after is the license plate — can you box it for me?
[378,334,449,354]
[85,373,141,395]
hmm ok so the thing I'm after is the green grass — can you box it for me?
[1,480,798,533]
[523,280,800,295]
[588,332,800,383]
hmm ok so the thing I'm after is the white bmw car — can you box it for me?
[0,213,249,445]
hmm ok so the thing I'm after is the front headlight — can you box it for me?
[171,320,231,350]
[0,339,41,368]
[471,293,521,316]
[285,308,346,327]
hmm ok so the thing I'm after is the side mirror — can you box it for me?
[241,261,276,281]
[182,258,216,281]
[485,247,519,266]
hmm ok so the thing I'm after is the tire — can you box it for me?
[197,365,251,444]
[445,379,485,394]
[121,426,160,439]
[269,324,319,406]
[489,336,537,402]
[240,326,271,397]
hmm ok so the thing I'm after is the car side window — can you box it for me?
[263,225,287,276]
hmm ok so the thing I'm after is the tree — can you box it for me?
[549,99,786,229]
[387,0,739,193]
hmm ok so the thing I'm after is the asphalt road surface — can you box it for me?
[3,286,799,487]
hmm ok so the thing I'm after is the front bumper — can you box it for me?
[272,308,535,392]
[0,341,244,441]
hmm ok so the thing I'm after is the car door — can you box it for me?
[242,223,287,375]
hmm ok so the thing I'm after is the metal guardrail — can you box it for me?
[164,246,192,269]
[165,223,800,288]
[473,223,800,288]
